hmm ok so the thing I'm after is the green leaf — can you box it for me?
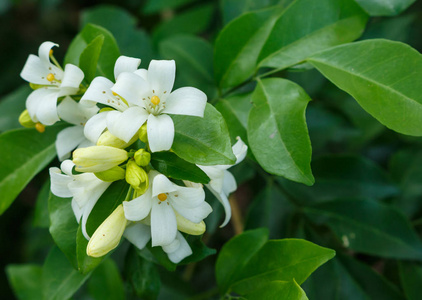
[159,34,217,98]
[42,247,90,300]
[304,198,422,260]
[220,0,288,24]
[308,39,422,136]
[48,192,78,268]
[33,179,50,228]
[64,23,120,81]
[354,0,416,16]
[279,155,399,205]
[125,246,161,300]
[144,0,198,14]
[6,264,43,300]
[248,78,314,185]
[257,0,368,69]
[0,125,66,215]
[171,103,236,165]
[180,235,216,264]
[216,228,269,293]
[79,35,104,83]
[150,152,210,184]
[76,224,104,275]
[399,261,422,300]
[245,280,309,300]
[215,92,252,144]
[88,259,125,300]
[0,85,30,133]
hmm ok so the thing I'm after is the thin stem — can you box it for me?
[124,186,133,202]
[50,54,63,71]
[230,194,244,235]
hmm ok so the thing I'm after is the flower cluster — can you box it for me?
[20,42,247,263]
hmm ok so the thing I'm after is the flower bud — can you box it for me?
[87,204,127,257]
[125,160,148,193]
[134,149,151,167]
[97,130,138,149]
[18,110,36,128]
[73,146,128,173]
[29,83,45,90]
[175,211,206,235]
[138,124,148,143]
[94,166,125,182]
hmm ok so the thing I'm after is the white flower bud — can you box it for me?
[73,146,128,173]
[175,211,206,235]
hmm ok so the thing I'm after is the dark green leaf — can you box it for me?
[180,235,216,264]
[33,179,50,228]
[245,280,309,300]
[0,125,66,215]
[150,152,210,184]
[144,0,198,14]
[76,224,104,275]
[220,0,288,24]
[354,0,416,16]
[172,103,236,165]
[248,78,314,185]
[88,258,125,300]
[399,261,422,300]
[0,85,30,132]
[79,35,104,83]
[6,264,43,300]
[308,39,422,136]
[304,198,422,260]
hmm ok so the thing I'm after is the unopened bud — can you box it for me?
[73,146,128,173]
[19,110,36,128]
[125,160,148,193]
[134,149,151,167]
[175,211,206,235]
[87,204,127,257]
[97,130,138,149]
[29,83,45,90]
[138,124,148,143]
[94,166,125,182]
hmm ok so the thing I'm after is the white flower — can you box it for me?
[123,171,212,247]
[81,57,207,152]
[55,96,98,161]
[49,160,111,240]
[20,42,84,125]
[197,138,248,227]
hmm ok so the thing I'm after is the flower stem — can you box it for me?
[230,194,243,235]
[50,54,63,71]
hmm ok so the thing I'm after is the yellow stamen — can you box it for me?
[35,123,45,133]
[112,91,118,96]
[151,95,160,105]
[49,49,53,56]
[46,73,55,82]
[157,193,167,201]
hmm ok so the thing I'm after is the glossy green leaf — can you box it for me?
[150,152,210,184]
[48,192,78,268]
[181,235,216,264]
[354,0,416,16]
[88,259,125,300]
[258,0,368,69]
[64,23,120,81]
[308,39,422,136]
[144,0,198,14]
[304,199,422,260]
[6,264,43,300]
[42,247,90,300]
[220,0,288,24]
[215,92,252,143]
[279,155,399,205]
[171,103,236,165]
[248,78,314,185]
[246,280,308,300]
[159,34,217,98]
[0,85,30,132]
[216,228,269,293]
[125,246,161,300]
[33,179,50,228]
[0,125,66,215]
[79,35,104,83]
[399,261,422,300]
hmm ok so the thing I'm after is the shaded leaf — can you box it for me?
[399,261,422,300]
[6,264,43,300]
[246,280,309,300]
[0,85,30,133]
[88,258,125,300]
[79,35,104,83]
[354,0,416,16]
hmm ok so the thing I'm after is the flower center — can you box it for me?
[46,73,55,82]
[151,95,160,106]
[157,193,167,201]
[35,123,45,133]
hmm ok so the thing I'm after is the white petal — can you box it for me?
[60,160,75,175]
[232,137,248,165]
[222,170,237,195]
[49,167,73,197]
[81,77,128,111]
[26,88,60,125]
[164,87,206,117]
[134,68,148,81]
[164,232,192,263]
[198,165,225,193]
[123,190,153,222]
[208,187,231,227]
[161,237,180,253]
[71,199,83,222]
[77,138,94,150]
[114,56,141,80]
[152,174,177,197]
[123,223,151,250]
[57,97,86,125]
[151,200,177,246]
[171,201,212,223]
[107,107,148,143]
[148,60,175,98]
[38,41,58,66]
[20,55,51,85]
[59,64,84,95]
[56,126,86,161]
[147,114,174,152]
[84,111,109,143]
[170,185,205,208]
[112,72,149,106]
